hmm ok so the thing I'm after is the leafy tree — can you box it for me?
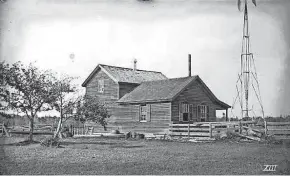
[75,96,110,131]
[52,75,82,138]
[0,61,58,142]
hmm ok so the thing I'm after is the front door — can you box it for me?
[197,105,209,122]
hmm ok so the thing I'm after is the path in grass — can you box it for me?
[1,137,290,175]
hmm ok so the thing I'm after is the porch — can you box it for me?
[176,102,229,123]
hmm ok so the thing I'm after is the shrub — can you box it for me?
[40,137,60,147]
[110,129,120,134]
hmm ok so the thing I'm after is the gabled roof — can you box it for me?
[118,76,195,104]
[82,64,167,87]
[117,75,231,109]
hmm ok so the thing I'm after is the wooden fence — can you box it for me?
[70,125,126,138]
[1,123,10,137]
[169,121,256,138]
[9,124,55,131]
[70,121,257,138]
[3,121,290,140]
[7,124,55,135]
[70,125,98,136]
[264,121,290,140]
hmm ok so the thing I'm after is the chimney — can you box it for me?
[133,58,137,71]
[188,54,191,77]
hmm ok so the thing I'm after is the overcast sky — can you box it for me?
[0,0,289,117]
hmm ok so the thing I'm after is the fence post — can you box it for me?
[73,125,75,135]
[83,124,85,135]
[239,120,242,134]
[209,123,212,138]
[188,122,190,139]
[52,123,55,132]
[264,120,267,136]
[2,123,10,137]
[1,123,3,136]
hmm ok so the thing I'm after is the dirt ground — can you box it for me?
[0,136,290,175]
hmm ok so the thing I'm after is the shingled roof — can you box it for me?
[82,64,167,87]
[117,75,231,109]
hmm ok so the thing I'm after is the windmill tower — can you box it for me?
[232,0,265,120]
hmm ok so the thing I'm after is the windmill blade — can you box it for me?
[237,0,242,11]
[238,0,256,11]
[252,0,257,6]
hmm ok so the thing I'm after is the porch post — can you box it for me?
[226,109,228,122]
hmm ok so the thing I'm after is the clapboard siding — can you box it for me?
[172,79,223,122]
[102,102,171,134]
[109,104,139,122]
[151,103,171,122]
[119,83,139,99]
[85,69,119,101]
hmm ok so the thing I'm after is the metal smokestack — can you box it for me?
[133,58,137,71]
[188,54,191,77]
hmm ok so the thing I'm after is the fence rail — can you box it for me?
[70,125,104,136]
[9,124,55,132]
[265,121,290,140]
[169,121,256,138]
[2,123,55,136]
[2,120,290,140]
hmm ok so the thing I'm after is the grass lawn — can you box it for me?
[0,136,290,175]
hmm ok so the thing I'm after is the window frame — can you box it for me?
[98,80,104,93]
[197,104,209,122]
[140,104,147,122]
[180,103,193,122]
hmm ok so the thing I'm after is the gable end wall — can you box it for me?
[85,69,119,102]
[171,80,224,122]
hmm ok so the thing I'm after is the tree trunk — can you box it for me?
[54,117,63,139]
[28,118,34,142]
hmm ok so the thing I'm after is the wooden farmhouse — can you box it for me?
[82,61,230,133]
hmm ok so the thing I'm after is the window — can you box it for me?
[180,103,193,122]
[140,105,147,122]
[198,105,209,122]
[182,103,189,121]
[98,80,104,93]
